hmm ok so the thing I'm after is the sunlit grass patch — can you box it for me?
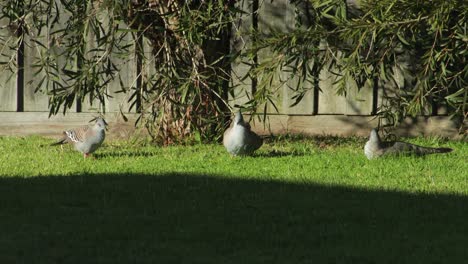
[0,135,466,263]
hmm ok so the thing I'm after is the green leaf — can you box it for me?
[396,32,410,46]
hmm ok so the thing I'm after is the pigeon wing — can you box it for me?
[245,129,263,152]
[65,126,90,143]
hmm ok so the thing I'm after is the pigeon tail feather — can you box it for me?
[436,147,453,153]
[417,146,453,155]
[50,137,67,146]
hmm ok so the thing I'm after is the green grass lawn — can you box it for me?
[0,135,466,263]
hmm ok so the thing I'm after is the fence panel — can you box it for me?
[0,16,17,111]
[23,30,50,112]
[230,0,254,109]
[285,2,317,115]
[1,0,455,134]
[105,25,137,114]
[345,79,374,115]
[317,59,347,114]
[257,0,297,114]
[23,2,77,113]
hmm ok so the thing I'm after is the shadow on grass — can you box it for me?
[0,173,466,263]
[94,150,156,159]
[265,134,367,148]
[255,150,308,157]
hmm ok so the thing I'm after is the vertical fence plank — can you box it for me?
[52,0,77,113]
[284,76,315,115]
[81,9,108,113]
[345,78,374,115]
[81,12,137,114]
[284,1,316,115]
[23,1,77,113]
[230,0,254,109]
[379,51,434,124]
[138,36,156,113]
[23,33,49,112]
[317,51,347,114]
[378,60,407,118]
[257,0,296,114]
[0,17,18,111]
[105,25,137,114]
[318,75,347,114]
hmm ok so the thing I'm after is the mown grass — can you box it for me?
[0,135,467,263]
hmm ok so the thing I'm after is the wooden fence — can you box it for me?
[0,1,462,139]
[0,6,141,114]
[229,0,461,137]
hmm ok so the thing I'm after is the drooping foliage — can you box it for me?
[0,0,236,144]
[0,0,465,144]
[246,0,466,131]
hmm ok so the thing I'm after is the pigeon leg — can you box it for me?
[84,153,90,158]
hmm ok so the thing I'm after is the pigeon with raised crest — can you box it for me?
[51,117,108,158]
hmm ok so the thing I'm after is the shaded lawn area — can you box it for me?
[0,136,467,263]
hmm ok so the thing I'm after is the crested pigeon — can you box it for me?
[364,128,453,160]
[51,117,108,158]
[223,111,263,156]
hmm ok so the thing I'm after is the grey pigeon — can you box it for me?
[364,128,453,160]
[223,111,263,156]
[51,117,108,158]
